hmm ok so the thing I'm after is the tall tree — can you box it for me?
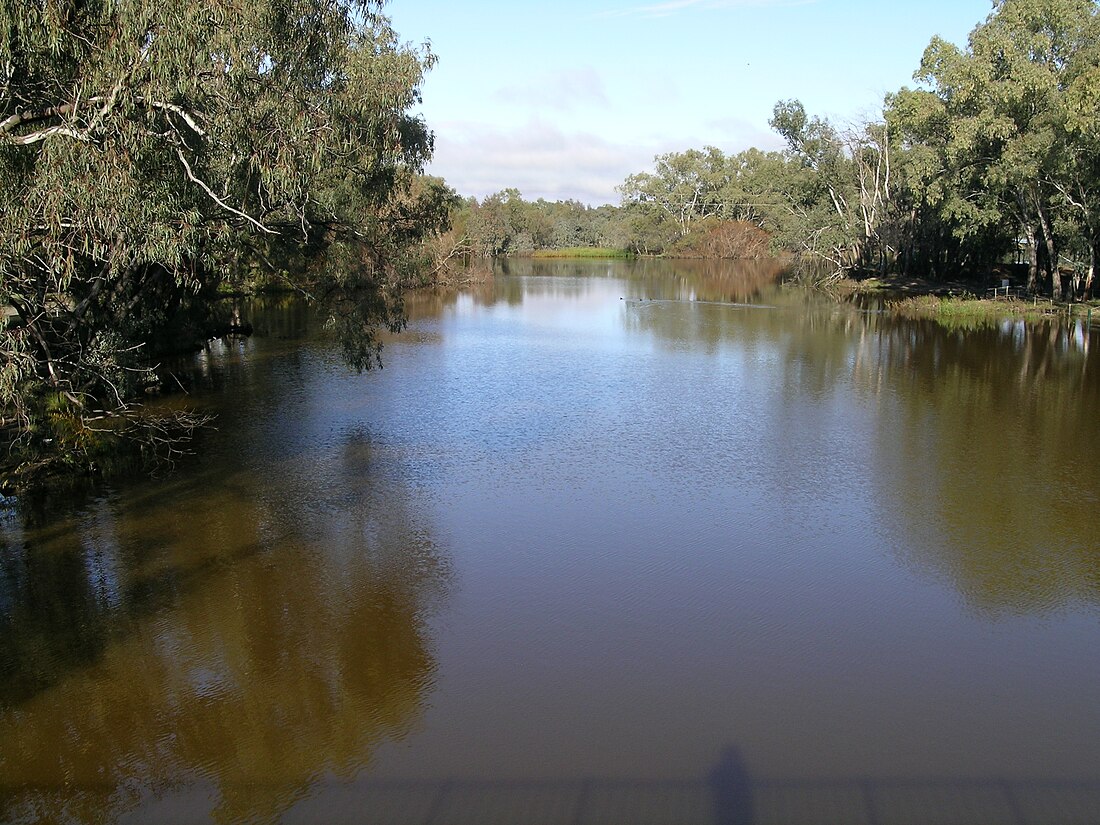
[618,147,730,238]
[769,100,863,274]
[1054,4,1100,295]
[901,0,1099,296]
[0,0,440,468]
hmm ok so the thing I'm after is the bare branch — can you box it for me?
[0,99,101,134]
[176,149,276,235]
[146,99,206,137]
[8,125,92,146]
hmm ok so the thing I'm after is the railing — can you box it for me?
[10,773,1100,824]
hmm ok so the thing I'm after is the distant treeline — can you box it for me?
[439,0,1099,299]
[439,187,770,262]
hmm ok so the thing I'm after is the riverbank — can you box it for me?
[529,248,633,259]
[888,294,1098,327]
[841,273,977,297]
[838,273,1099,328]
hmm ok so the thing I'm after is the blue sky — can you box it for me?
[387,0,995,205]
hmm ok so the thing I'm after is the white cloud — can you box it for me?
[425,119,665,205]
[494,67,610,112]
[424,116,787,205]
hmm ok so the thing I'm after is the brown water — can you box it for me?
[2,259,1099,824]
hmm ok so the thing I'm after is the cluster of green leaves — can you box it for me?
[451,188,630,258]
[617,145,807,257]
[615,0,1100,292]
[1,0,452,469]
[888,0,1100,297]
[448,180,777,261]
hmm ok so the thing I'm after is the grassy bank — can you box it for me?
[529,248,633,259]
[888,294,1098,329]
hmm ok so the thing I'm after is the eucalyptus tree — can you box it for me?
[617,146,800,256]
[618,197,679,255]
[769,99,863,273]
[463,191,514,257]
[0,0,440,470]
[1055,4,1100,295]
[618,147,732,238]
[720,147,794,230]
[884,84,1010,278]
[894,0,1099,296]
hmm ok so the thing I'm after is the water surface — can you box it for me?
[2,259,1099,824]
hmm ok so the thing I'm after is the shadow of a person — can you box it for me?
[709,746,754,825]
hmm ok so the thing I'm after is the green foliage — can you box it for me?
[607,0,1100,292]
[889,294,1066,329]
[1,0,446,471]
[618,147,732,238]
[454,191,630,258]
[530,248,633,259]
[616,145,803,256]
[889,0,1100,295]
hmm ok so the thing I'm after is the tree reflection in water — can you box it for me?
[619,269,1100,614]
[0,429,450,824]
[864,316,1100,613]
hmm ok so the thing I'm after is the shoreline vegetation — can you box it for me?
[528,248,634,259]
[4,0,1099,486]
[836,273,1100,326]
[889,294,1098,325]
[437,1,1099,302]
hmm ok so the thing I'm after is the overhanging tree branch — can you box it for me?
[175,148,276,234]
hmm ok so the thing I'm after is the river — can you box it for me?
[2,258,1099,824]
